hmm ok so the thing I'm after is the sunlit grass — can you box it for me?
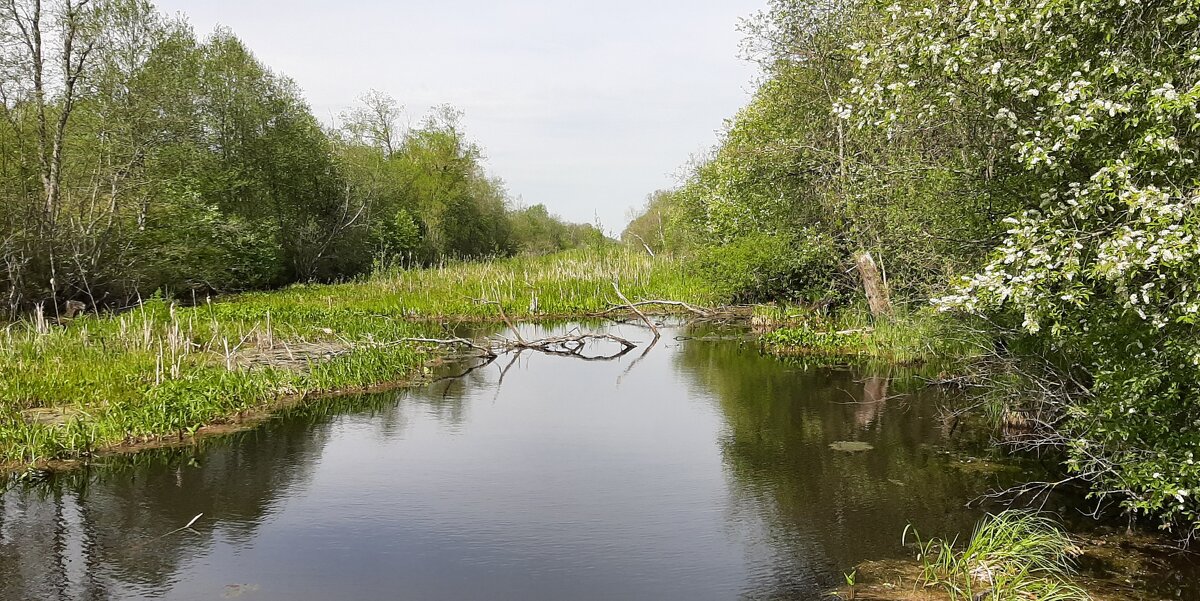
[757,303,987,367]
[906,510,1090,601]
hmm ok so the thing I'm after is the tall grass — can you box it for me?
[905,510,1090,601]
[231,247,713,321]
[0,248,716,468]
[757,303,987,367]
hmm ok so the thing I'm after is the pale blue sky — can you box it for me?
[154,1,764,233]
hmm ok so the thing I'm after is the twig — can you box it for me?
[503,333,638,361]
[132,513,203,550]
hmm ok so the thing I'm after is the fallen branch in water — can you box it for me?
[502,332,637,361]
[595,299,714,319]
[592,297,729,321]
[612,282,661,340]
[430,353,499,383]
[393,329,637,363]
[471,298,526,344]
[397,337,499,358]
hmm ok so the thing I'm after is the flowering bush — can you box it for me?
[844,0,1200,533]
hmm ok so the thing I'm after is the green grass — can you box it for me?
[756,304,987,367]
[0,248,717,468]
[906,510,1091,601]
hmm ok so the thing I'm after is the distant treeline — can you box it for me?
[0,0,604,315]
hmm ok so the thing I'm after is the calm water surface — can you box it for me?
[0,322,1125,600]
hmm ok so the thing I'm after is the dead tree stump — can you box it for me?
[854,251,892,319]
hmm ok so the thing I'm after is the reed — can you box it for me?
[905,510,1090,601]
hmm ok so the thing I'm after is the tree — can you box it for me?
[0,0,106,311]
[621,190,677,255]
[341,89,402,157]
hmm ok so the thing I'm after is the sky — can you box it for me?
[153,0,765,234]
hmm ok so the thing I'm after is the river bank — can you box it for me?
[833,526,1198,601]
[0,249,718,469]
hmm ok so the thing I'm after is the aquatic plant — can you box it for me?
[905,510,1090,601]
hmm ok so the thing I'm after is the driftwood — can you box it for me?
[503,332,637,361]
[397,297,641,364]
[611,282,660,340]
[393,291,698,367]
[401,332,637,362]
[594,299,714,319]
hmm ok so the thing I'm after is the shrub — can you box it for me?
[689,231,842,304]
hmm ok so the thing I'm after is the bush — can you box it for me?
[760,326,859,352]
[689,231,842,304]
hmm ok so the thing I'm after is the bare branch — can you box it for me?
[612,281,660,340]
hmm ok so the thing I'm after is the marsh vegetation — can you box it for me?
[0,249,719,466]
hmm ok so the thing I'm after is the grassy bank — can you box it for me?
[0,249,716,468]
[835,510,1193,601]
[753,304,986,369]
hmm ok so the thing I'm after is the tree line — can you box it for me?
[627,0,1200,535]
[0,0,605,317]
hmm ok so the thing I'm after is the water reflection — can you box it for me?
[0,323,1077,599]
[672,337,1024,599]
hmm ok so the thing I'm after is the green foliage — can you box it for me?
[620,190,684,254]
[844,0,1200,532]
[624,0,1200,534]
[906,511,1090,601]
[689,231,841,304]
[626,0,1006,302]
[0,3,603,314]
[761,326,859,354]
[507,204,608,256]
[760,307,983,367]
[378,208,423,265]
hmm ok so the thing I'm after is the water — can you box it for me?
[0,322,1182,600]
